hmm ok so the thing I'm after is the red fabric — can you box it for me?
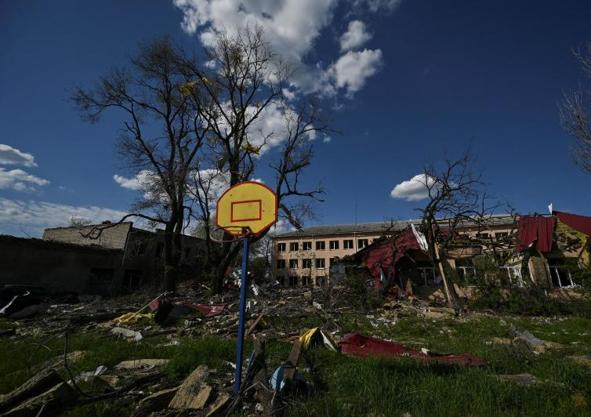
[362,227,425,287]
[362,240,394,288]
[339,333,486,366]
[148,298,161,312]
[189,303,226,317]
[554,211,591,236]
[517,216,555,253]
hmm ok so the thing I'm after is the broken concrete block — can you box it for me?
[205,391,231,417]
[511,329,564,353]
[497,373,541,386]
[168,365,212,410]
[110,326,143,341]
[133,387,178,417]
[568,355,591,367]
[115,359,170,370]
[491,337,512,345]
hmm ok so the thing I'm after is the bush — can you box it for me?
[470,287,591,317]
[342,268,383,311]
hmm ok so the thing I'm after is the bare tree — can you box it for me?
[560,42,591,174]
[417,152,487,307]
[72,28,328,294]
[71,38,206,291]
[178,27,328,292]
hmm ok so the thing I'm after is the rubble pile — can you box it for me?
[0,282,490,416]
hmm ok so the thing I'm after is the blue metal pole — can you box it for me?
[234,235,249,394]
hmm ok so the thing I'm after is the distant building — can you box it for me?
[271,216,517,287]
[0,222,204,295]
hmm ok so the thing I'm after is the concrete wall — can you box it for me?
[43,222,132,250]
[0,235,123,295]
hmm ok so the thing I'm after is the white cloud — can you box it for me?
[390,174,437,201]
[340,20,372,51]
[174,0,337,65]
[328,49,383,96]
[269,218,295,235]
[113,170,154,191]
[172,0,393,97]
[0,168,50,191]
[191,169,230,208]
[354,0,402,12]
[0,144,37,167]
[0,198,128,237]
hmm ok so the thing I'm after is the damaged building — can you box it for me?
[272,211,591,291]
[0,222,204,296]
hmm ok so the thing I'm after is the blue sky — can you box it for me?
[1,0,591,237]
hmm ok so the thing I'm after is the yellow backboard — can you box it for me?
[216,181,278,236]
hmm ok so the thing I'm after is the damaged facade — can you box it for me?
[1,222,204,295]
[272,211,591,291]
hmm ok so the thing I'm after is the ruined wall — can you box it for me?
[0,236,123,294]
[43,222,132,250]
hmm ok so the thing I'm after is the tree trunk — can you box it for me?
[163,220,178,292]
[434,243,455,308]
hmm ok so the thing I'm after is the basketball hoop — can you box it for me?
[214,181,278,395]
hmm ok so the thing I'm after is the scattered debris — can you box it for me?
[497,373,541,386]
[0,369,63,414]
[511,328,564,353]
[339,333,486,366]
[568,355,591,367]
[114,359,170,370]
[110,326,143,341]
[132,387,178,417]
[299,327,338,351]
[168,365,211,410]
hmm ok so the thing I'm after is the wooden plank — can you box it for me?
[0,369,63,414]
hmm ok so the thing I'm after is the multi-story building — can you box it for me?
[272,216,518,287]
[272,222,396,286]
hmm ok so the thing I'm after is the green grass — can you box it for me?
[1,308,591,417]
[285,312,591,417]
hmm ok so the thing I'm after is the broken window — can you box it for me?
[315,258,326,269]
[276,259,286,269]
[302,276,312,286]
[289,242,299,251]
[344,239,354,249]
[302,241,312,250]
[316,241,326,250]
[316,276,326,287]
[549,263,575,288]
[417,267,437,286]
[289,259,298,269]
[358,239,369,249]
[277,243,286,252]
[499,265,524,287]
[302,258,312,268]
[329,240,339,250]
[288,275,298,287]
[456,259,475,282]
